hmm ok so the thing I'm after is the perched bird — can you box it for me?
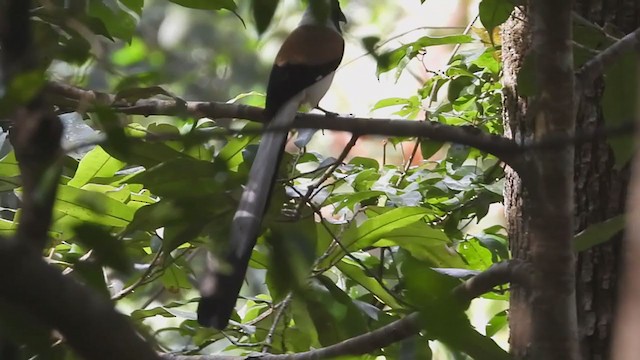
[197,0,346,329]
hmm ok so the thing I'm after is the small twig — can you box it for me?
[111,250,163,301]
[293,135,359,217]
[261,292,293,352]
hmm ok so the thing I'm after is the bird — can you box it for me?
[197,0,346,329]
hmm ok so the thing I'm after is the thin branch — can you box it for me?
[111,250,163,301]
[452,260,533,307]
[293,134,359,217]
[261,292,293,353]
[576,26,640,87]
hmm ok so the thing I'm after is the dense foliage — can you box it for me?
[1,0,632,358]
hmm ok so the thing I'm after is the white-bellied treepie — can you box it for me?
[197,0,346,329]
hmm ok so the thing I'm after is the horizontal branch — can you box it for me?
[44,82,523,167]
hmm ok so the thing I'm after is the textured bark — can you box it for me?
[504,1,639,359]
[573,2,638,359]
[502,7,532,357]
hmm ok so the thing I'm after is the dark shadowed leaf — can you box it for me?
[603,52,637,168]
[73,223,132,273]
[252,0,279,35]
[169,0,237,10]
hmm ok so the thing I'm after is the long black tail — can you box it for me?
[197,97,300,329]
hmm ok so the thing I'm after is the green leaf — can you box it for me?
[327,191,384,211]
[217,134,254,171]
[88,0,137,41]
[168,0,236,10]
[0,70,46,115]
[68,146,125,188]
[573,215,624,252]
[252,0,279,35]
[478,0,514,38]
[111,37,148,66]
[319,207,430,267]
[377,35,473,76]
[303,277,368,346]
[371,97,412,111]
[0,151,20,177]
[420,140,444,160]
[603,52,637,168]
[161,263,192,294]
[337,259,403,309]
[73,223,132,273]
[102,137,186,168]
[120,0,143,14]
[54,185,136,227]
[485,310,507,337]
[128,158,233,198]
[266,219,318,301]
[373,224,466,268]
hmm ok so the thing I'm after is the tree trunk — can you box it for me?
[503,1,639,359]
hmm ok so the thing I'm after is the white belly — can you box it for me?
[300,72,336,109]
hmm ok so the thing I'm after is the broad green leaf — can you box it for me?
[81,184,131,203]
[54,185,136,227]
[120,0,143,14]
[161,263,192,294]
[319,207,430,268]
[420,140,444,160]
[88,0,137,41]
[403,255,509,359]
[303,277,368,346]
[68,146,125,188]
[129,158,232,198]
[0,218,16,237]
[0,151,20,177]
[73,223,132,273]
[337,259,403,309]
[111,37,147,66]
[478,0,514,38]
[102,136,186,169]
[373,224,466,268]
[371,97,413,111]
[217,135,253,171]
[573,215,624,252]
[485,310,508,337]
[327,191,384,211]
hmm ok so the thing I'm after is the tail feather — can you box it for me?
[197,95,301,329]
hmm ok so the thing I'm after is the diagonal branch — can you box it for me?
[0,239,161,360]
[162,260,529,360]
[576,26,640,87]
